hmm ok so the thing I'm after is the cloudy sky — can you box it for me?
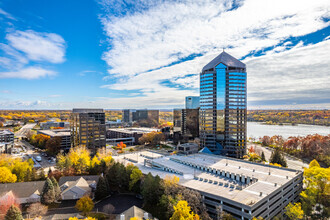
[0,0,329,110]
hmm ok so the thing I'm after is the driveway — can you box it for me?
[46,194,143,216]
[95,193,143,214]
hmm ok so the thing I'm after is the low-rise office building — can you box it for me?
[107,127,160,145]
[177,143,199,155]
[115,152,303,220]
[0,142,14,153]
[40,121,69,130]
[0,129,14,142]
[37,129,71,151]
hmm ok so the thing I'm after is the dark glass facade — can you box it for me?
[70,108,106,154]
[200,52,247,158]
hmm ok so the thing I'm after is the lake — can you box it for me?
[247,122,329,139]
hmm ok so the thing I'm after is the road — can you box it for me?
[15,123,36,138]
[248,143,309,171]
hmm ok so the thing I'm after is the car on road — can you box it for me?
[35,156,42,162]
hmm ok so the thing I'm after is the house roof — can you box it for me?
[43,213,83,220]
[58,175,99,186]
[0,181,45,198]
[116,206,153,220]
[59,176,99,195]
[202,51,246,71]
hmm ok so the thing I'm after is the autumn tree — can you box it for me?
[0,167,17,183]
[285,203,304,219]
[75,196,94,216]
[5,205,23,220]
[0,194,19,218]
[170,200,199,220]
[300,159,330,218]
[27,203,48,218]
[46,136,62,156]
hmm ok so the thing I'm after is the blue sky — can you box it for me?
[0,0,329,109]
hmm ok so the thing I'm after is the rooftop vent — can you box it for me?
[259,192,263,197]
[286,176,289,179]
[274,183,277,187]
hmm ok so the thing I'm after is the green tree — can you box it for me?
[75,196,94,216]
[95,176,110,200]
[5,205,23,220]
[270,148,287,167]
[170,200,199,220]
[141,173,164,210]
[41,178,55,204]
[129,168,143,191]
[285,203,304,219]
[50,176,61,201]
[261,151,266,162]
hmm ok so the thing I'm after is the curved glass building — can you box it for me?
[200,51,247,158]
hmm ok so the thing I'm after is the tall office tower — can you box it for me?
[185,96,200,109]
[123,109,135,123]
[200,51,247,158]
[70,108,106,153]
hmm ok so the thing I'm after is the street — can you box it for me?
[248,142,309,171]
[15,123,37,138]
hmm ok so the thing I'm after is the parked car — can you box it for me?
[35,156,42,162]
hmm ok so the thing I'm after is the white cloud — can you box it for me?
[0,66,56,79]
[6,30,66,63]
[99,0,330,108]
[0,29,66,80]
[0,8,16,20]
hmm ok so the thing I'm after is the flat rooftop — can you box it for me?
[72,108,104,113]
[0,130,14,135]
[108,127,160,134]
[38,129,70,137]
[114,152,301,207]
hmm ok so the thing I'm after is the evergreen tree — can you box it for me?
[50,176,61,201]
[39,169,46,180]
[95,175,110,200]
[5,205,23,220]
[261,151,266,162]
[270,148,287,167]
[31,168,38,181]
[41,178,55,204]
[24,169,31,182]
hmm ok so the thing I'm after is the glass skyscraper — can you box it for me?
[200,51,247,158]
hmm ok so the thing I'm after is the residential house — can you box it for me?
[0,181,45,204]
[116,206,155,220]
[58,176,99,200]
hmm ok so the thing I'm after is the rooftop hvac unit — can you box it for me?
[120,214,125,220]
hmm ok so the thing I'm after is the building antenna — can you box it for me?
[223,47,225,52]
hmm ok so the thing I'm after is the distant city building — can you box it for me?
[200,51,247,158]
[106,127,160,146]
[40,121,69,130]
[185,96,200,109]
[122,109,159,127]
[70,108,106,153]
[37,129,71,151]
[173,109,199,145]
[0,129,14,142]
